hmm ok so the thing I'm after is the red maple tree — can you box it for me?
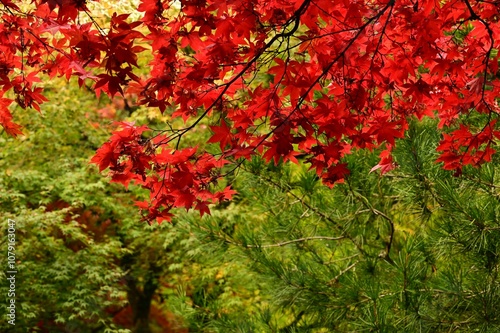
[1,0,499,222]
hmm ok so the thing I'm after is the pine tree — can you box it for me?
[173,118,500,332]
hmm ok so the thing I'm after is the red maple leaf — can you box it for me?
[208,120,232,149]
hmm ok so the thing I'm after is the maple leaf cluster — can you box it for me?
[1,0,499,222]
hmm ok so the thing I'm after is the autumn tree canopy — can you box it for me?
[1,0,499,222]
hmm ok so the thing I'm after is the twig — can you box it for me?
[328,261,359,285]
[324,253,360,265]
[243,235,345,248]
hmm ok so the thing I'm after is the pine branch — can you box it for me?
[346,181,395,265]
[242,165,369,256]
[242,236,345,248]
[327,261,359,286]
[324,253,360,265]
[197,225,344,249]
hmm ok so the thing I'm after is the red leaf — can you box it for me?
[208,120,232,149]
[370,149,396,175]
[90,142,117,172]
[195,201,211,217]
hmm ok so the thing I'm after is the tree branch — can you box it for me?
[243,165,369,256]
[327,261,359,285]
[243,235,345,248]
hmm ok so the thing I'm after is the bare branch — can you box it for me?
[327,261,359,285]
[243,235,345,248]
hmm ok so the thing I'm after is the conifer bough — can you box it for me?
[1,0,499,222]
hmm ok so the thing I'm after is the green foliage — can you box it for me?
[171,118,500,332]
[0,80,136,331]
[0,78,267,333]
[0,208,127,332]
